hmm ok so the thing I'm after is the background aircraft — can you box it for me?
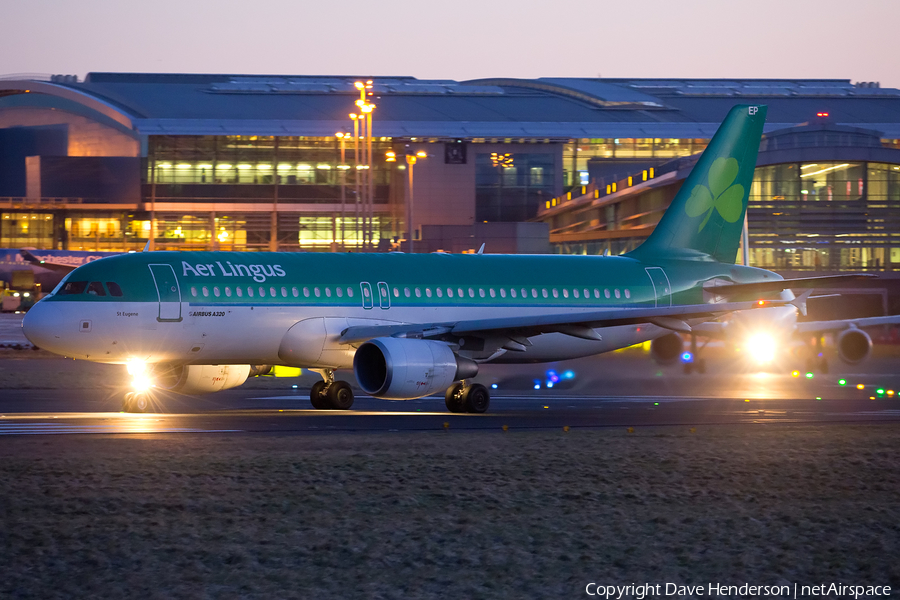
[24,104,845,413]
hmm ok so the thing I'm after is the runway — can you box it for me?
[2,390,900,437]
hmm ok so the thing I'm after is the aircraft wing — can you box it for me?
[710,273,877,297]
[795,315,900,335]
[338,298,798,345]
[18,250,78,275]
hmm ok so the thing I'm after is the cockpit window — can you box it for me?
[58,281,88,295]
[106,282,123,297]
[87,282,107,296]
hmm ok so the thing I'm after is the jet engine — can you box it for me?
[150,363,255,394]
[353,337,478,400]
[650,332,684,364]
[836,328,872,364]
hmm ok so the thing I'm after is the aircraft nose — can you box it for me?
[22,301,63,351]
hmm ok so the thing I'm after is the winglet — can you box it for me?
[790,289,814,317]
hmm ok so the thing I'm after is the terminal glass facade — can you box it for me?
[749,162,900,270]
[475,152,556,222]
[562,138,709,187]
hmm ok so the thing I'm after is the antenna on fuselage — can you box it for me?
[142,241,151,252]
[477,243,485,255]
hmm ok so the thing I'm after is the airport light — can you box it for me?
[406,149,425,253]
[745,333,776,364]
[839,379,847,386]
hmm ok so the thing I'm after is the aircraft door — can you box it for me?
[148,264,183,321]
[644,267,672,308]
[377,282,390,309]
[360,282,374,309]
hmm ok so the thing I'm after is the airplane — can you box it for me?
[646,270,900,375]
[25,104,852,413]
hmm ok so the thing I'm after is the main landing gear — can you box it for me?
[445,381,490,414]
[309,369,354,410]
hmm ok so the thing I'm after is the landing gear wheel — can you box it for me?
[132,392,150,413]
[327,381,354,410]
[310,380,329,409]
[445,382,465,413]
[463,383,490,414]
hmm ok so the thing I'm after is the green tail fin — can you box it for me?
[628,104,767,263]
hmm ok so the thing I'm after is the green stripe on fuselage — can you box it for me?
[42,251,782,309]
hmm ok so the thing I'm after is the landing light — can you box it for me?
[745,333,776,364]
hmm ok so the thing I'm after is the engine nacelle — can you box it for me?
[353,337,478,400]
[151,364,253,394]
[837,328,872,364]
[650,332,684,364]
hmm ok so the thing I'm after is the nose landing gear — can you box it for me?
[122,391,151,413]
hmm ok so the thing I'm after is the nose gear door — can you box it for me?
[149,264,183,322]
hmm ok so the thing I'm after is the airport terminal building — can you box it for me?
[1,73,900,267]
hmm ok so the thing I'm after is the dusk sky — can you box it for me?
[2,0,898,87]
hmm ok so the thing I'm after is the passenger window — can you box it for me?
[59,281,88,295]
[236,287,243,298]
[214,287,221,297]
[458,288,464,298]
[562,289,568,298]
[479,288,486,298]
[225,287,232,297]
[532,289,538,298]
[347,287,354,298]
[573,289,579,299]
[202,286,209,297]
[394,288,400,298]
[468,288,475,298]
[447,288,454,298]
[603,289,610,299]
[303,287,310,297]
[314,287,320,297]
[415,288,422,297]
[259,287,266,298]
[425,288,432,298]
[499,289,506,298]
[489,288,495,298]
[615,289,621,298]
[336,287,343,298]
[191,287,198,297]
[511,289,517,298]
[325,288,331,297]
[292,287,299,297]
[584,288,590,298]
[247,287,254,298]
[106,282,124,297]
[552,289,558,298]
[436,288,443,298]
[281,287,288,297]
[87,282,106,296]
[270,287,277,297]
[404,287,411,298]
[624,289,631,299]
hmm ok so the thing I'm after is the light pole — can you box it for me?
[336,131,347,249]
[350,113,361,250]
[362,102,375,250]
[354,80,374,250]
[405,150,427,254]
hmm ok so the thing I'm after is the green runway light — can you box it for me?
[654,402,659,406]
[839,379,847,386]
[877,388,885,396]
[805,372,814,379]
[816,397,822,400]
